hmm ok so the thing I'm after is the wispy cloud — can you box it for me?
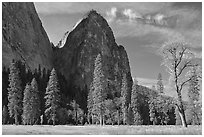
[122,9,142,20]
[105,3,201,53]
[106,7,117,23]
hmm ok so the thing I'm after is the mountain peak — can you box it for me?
[87,9,98,16]
[55,9,117,49]
[86,9,100,17]
[85,9,104,21]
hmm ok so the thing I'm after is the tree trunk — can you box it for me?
[123,111,126,125]
[53,115,55,126]
[91,114,94,125]
[179,110,187,127]
[75,110,78,125]
[14,114,18,125]
[177,88,188,127]
[103,115,105,125]
[193,111,200,125]
[117,110,120,125]
[87,114,90,124]
[177,105,187,127]
[100,113,103,126]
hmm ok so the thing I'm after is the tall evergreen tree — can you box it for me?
[157,73,164,94]
[121,73,129,125]
[131,82,143,125]
[7,60,22,125]
[92,54,106,126]
[187,66,201,125]
[22,78,41,125]
[87,82,94,124]
[71,100,79,125]
[151,85,156,91]
[44,68,61,126]
[114,97,122,125]
[30,78,41,124]
[127,104,133,125]
[188,67,200,105]
[134,112,143,125]
[148,98,157,125]
[22,83,32,125]
[2,105,9,124]
[2,67,9,107]
[104,99,116,125]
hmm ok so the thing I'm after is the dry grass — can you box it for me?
[2,125,202,135]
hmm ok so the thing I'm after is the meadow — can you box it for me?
[2,125,202,135]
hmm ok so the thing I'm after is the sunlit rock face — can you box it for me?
[54,10,133,105]
[2,2,53,70]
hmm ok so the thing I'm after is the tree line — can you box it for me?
[2,60,83,125]
[2,42,202,126]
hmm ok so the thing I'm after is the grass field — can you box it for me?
[2,125,202,135]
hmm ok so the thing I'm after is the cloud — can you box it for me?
[35,2,170,15]
[105,3,202,52]
[106,7,117,23]
[108,6,201,52]
[35,2,201,58]
[122,9,142,20]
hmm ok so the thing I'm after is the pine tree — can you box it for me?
[151,85,156,91]
[131,82,143,125]
[22,78,41,125]
[22,83,32,125]
[30,78,41,124]
[157,73,164,94]
[2,66,9,107]
[71,100,79,125]
[2,105,8,124]
[187,66,201,125]
[121,74,129,125]
[148,98,157,125]
[134,112,143,125]
[92,54,106,125]
[87,82,94,124]
[44,68,61,126]
[104,99,116,125]
[114,97,122,125]
[7,60,22,125]
[127,104,133,125]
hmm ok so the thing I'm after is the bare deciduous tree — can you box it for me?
[160,41,200,127]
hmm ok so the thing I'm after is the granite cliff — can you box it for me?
[54,10,133,106]
[2,2,53,70]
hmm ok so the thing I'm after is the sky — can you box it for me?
[34,2,202,98]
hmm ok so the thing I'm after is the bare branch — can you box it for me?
[176,47,187,68]
[179,77,192,92]
[177,60,192,77]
